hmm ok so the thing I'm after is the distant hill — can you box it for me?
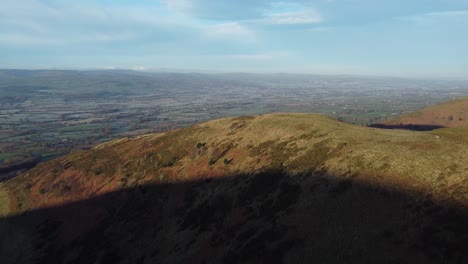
[1,113,468,263]
[373,96,468,143]
[376,96,468,129]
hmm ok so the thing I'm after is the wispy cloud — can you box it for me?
[0,0,193,47]
[397,10,468,23]
[261,2,323,25]
[2,0,468,78]
[163,0,324,25]
[163,0,192,14]
[205,22,252,37]
[214,51,291,61]
[307,26,333,32]
[162,0,273,20]
[263,10,323,25]
[202,22,255,42]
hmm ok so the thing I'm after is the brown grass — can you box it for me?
[381,97,468,128]
[2,112,468,215]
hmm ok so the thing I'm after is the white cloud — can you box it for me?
[132,66,147,71]
[264,10,323,24]
[217,51,290,61]
[0,32,136,46]
[163,0,192,14]
[203,22,255,41]
[162,0,273,20]
[398,10,468,23]
[307,26,332,32]
[0,1,193,47]
[260,2,323,25]
[416,10,468,18]
[0,33,65,46]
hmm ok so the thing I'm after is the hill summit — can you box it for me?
[1,113,468,263]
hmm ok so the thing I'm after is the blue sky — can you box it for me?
[1,0,468,78]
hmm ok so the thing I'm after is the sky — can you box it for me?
[1,0,468,78]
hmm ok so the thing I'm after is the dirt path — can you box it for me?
[434,135,467,145]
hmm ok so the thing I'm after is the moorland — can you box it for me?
[1,98,468,263]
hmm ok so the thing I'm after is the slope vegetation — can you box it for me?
[378,96,468,128]
[374,96,468,144]
[1,113,468,263]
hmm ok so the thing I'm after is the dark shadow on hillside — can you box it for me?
[0,157,41,182]
[1,170,467,264]
[369,123,444,131]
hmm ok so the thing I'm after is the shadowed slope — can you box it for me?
[1,170,468,264]
[369,124,444,131]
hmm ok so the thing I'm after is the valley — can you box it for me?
[2,70,467,180]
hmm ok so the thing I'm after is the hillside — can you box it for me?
[374,96,468,144]
[377,96,468,129]
[1,113,468,263]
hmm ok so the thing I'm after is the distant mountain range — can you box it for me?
[1,100,468,263]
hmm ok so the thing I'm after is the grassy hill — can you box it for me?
[374,96,468,144]
[378,96,468,128]
[1,113,468,263]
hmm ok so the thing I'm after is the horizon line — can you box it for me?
[1,67,468,81]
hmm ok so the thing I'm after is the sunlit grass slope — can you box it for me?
[381,96,468,128]
[4,113,468,214]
